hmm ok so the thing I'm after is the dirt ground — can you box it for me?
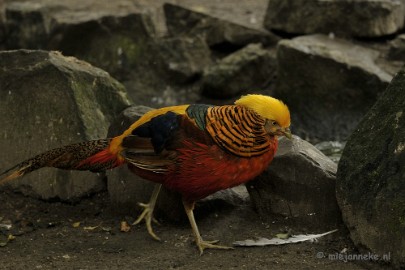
[0,189,389,270]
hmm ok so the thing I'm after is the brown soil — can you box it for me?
[0,190,387,270]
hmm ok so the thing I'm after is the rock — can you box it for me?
[154,36,212,84]
[49,10,155,81]
[314,141,346,164]
[264,0,405,38]
[247,136,341,230]
[0,0,5,49]
[107,105,153,138]
[336,68,405,268]
[388,34,405,61]
[4,2,48,49]
[0,50,131,201]
[164,3,279,52]
[4,1,156,80]
[201,185,250,207]
[275,34,393,142]
[201,43,277,99]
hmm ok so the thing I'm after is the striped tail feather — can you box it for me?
[0,138,124,186]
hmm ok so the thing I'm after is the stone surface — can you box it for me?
[247,136,341,230]
[336,68,405,268]
[4,1,156,80]
[315,141,346,164]
[0,50,131,201]
[154,36,212,84]
[0,0,5,49]
[4,2,49,49]
[264,0,405,38]
[201,185,250,207]
[164,3,279,52]
[275,34,394,142]
[201,43,277,99]
[50,12,155,81]
[388,34,405,61]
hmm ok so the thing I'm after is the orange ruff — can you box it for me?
[166,139,278,202]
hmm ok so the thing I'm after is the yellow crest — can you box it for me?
[235,94,291,128]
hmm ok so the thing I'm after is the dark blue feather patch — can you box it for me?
[132,111,180,153]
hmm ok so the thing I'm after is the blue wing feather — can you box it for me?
[131,111,180,153]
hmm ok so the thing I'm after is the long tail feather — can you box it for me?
[0,138,124,185]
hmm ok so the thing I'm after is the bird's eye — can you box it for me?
[272,121,277,126]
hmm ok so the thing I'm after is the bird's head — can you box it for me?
[235,94,292,139]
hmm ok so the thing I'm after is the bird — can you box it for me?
[0,94,291,254]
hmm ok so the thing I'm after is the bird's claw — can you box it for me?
[196,239,234,255]
[133,203,160,225]
[133,202,161,241]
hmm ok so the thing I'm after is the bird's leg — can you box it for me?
[133,184,162,241]
[182,198,234,255]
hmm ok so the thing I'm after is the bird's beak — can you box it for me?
[282,127,292,140]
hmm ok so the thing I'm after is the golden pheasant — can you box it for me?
[0,94,291,254]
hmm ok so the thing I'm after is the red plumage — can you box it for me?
[128,138,278,202]
[77,148,125,170]
[125,110,278,202]
[166,139,278,202]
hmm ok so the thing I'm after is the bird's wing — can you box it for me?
[121,111,183,173]
[114,104,213,173]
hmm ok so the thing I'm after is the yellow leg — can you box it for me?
[133,184,162,241]
[182,199,234,255]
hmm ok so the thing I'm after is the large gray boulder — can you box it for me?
[164,3,279,51]
[201,43,277,99]
[336,68,405,268]
[275,34,394,142]
[264,0,405,38]
[0,50,131,201]
[4,1,156,80]
[247,136,341,230]
[154,36,213,84]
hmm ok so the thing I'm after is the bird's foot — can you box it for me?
[196,239,234,255]
[133,202,161,241]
